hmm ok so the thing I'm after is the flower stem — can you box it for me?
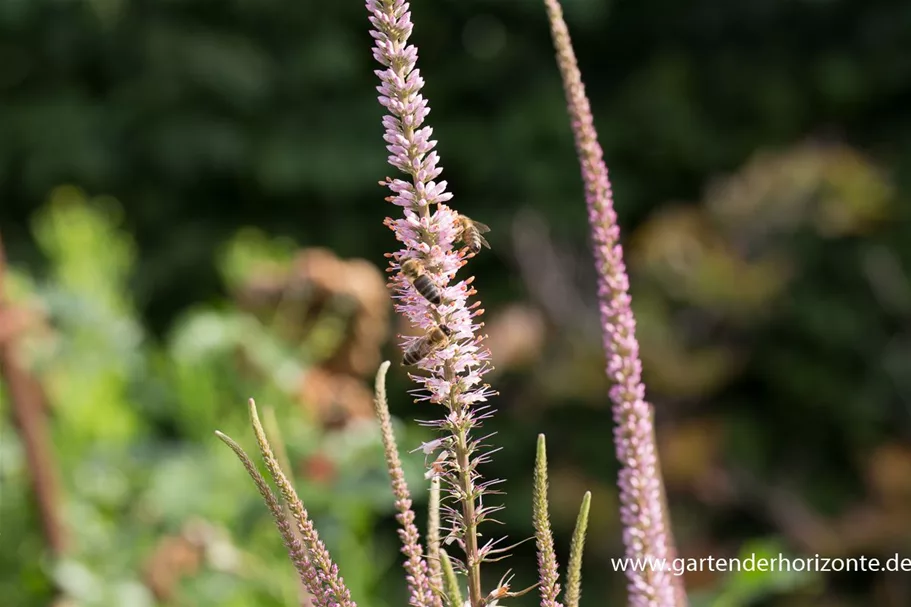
[455,429,482,606]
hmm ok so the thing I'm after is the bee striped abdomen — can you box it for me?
[467,233,480,253]
[466,232,490,255]
[457,215,491,256]
[403,326,450,366]
[413,275,441,304]
[403,346,423,366]
[399,258,443,306]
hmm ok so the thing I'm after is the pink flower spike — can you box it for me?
[541,0,686,606]
[366,1,499,606]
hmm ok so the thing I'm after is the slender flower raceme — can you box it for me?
[366,2,498,606]
[214,401,356,607]
[374,361,439,607]
[533,435,563,607]
[214,432,325,605]
[248,400,356,607]
[541,0,683,605]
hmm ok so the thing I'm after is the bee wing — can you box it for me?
[472,221,491,234]
[478,234,491,249]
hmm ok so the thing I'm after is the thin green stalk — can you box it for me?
[428,475,443,592]
[440,549,464,607]
[456,428,482,605]
[565,491,591,607]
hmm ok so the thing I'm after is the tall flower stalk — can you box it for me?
[373,361,440,607]
[222,5,599,607]
[366,1,498,606]
[215,401,355,607]
[541,0,685,605]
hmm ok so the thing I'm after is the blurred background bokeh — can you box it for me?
[1,0,910,606]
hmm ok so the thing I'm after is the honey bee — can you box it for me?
[403,325,451,366]
[400,258,442,305]
[457,215,491,255]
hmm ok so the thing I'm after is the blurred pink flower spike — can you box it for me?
[541,0,686,605]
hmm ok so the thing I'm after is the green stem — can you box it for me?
[456,427,482,606]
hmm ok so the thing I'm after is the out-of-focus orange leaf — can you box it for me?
[864,443,911,509]
[300,452,337,485]
[297,367,375,431]
[484,303,546,374]
[658,417,724,491]
[142,533,204,602]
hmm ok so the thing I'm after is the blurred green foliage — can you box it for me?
[693,539,819,607]
[1,192,428,606]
